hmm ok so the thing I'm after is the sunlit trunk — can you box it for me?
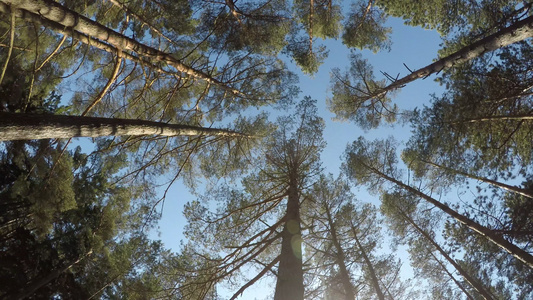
[274,175,304,300]
[1,0,243,96]
[0,112,243,140]
[367,15,533,100]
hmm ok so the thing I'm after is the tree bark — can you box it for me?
[449,114,533,124]
[350,225,385,300]
[362,162,533,269]
[274,176,304,300]
[367,15,533,100]
[0,6,14,86]
[324,204,355,300]
[1,0,244,96]
[0,112,244,140]
[308,0,314,51]
[394,205,494,300]
[0,2,174,76]
[422,159,533,199]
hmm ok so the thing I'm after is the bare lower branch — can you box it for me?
[229,256,280,300]
[0,5,15,85]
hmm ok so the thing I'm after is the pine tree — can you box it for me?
[182,98,325,299]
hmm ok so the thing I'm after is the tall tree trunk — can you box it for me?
[0,112,244,140]
[308,0,314,51]
[421,159,533,199]
[366,15,533,101]
[324,205,355,300]
[394,205,494,300]
[274,176,304,300]
[1,0,244,96]
[350,223,385,300]
[361,162,533,269]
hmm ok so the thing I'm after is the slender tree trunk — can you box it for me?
[1,0,244,96]
[350,223,385,300]
[429,251,475,300]
[324,205,355,300]
[362,162,533,269]
[274,176,304,300]
[449,114,533,124]
[394,205,494,300]
[308,0,314,51]
[0,112,244,141]
[368,15,533,100]
[355,0,373,33]
[0,5,14,86]
[422,159,533,199]
[7,249,93,300]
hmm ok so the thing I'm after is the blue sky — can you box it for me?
[153,16,447,298]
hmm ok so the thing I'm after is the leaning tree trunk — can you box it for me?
[0,3,173,76]
[0,0,244,96]
[0,112,243,141]
[351,231,385,300]
[350,223,385,300]
[361,162,533,269]
[274,175,304,300]
[395,205,495,300]
[324,204,356,300]
[449,114,533,124]
[366,15,533,101]
[429,252,475,300]
[421,159,533,199]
